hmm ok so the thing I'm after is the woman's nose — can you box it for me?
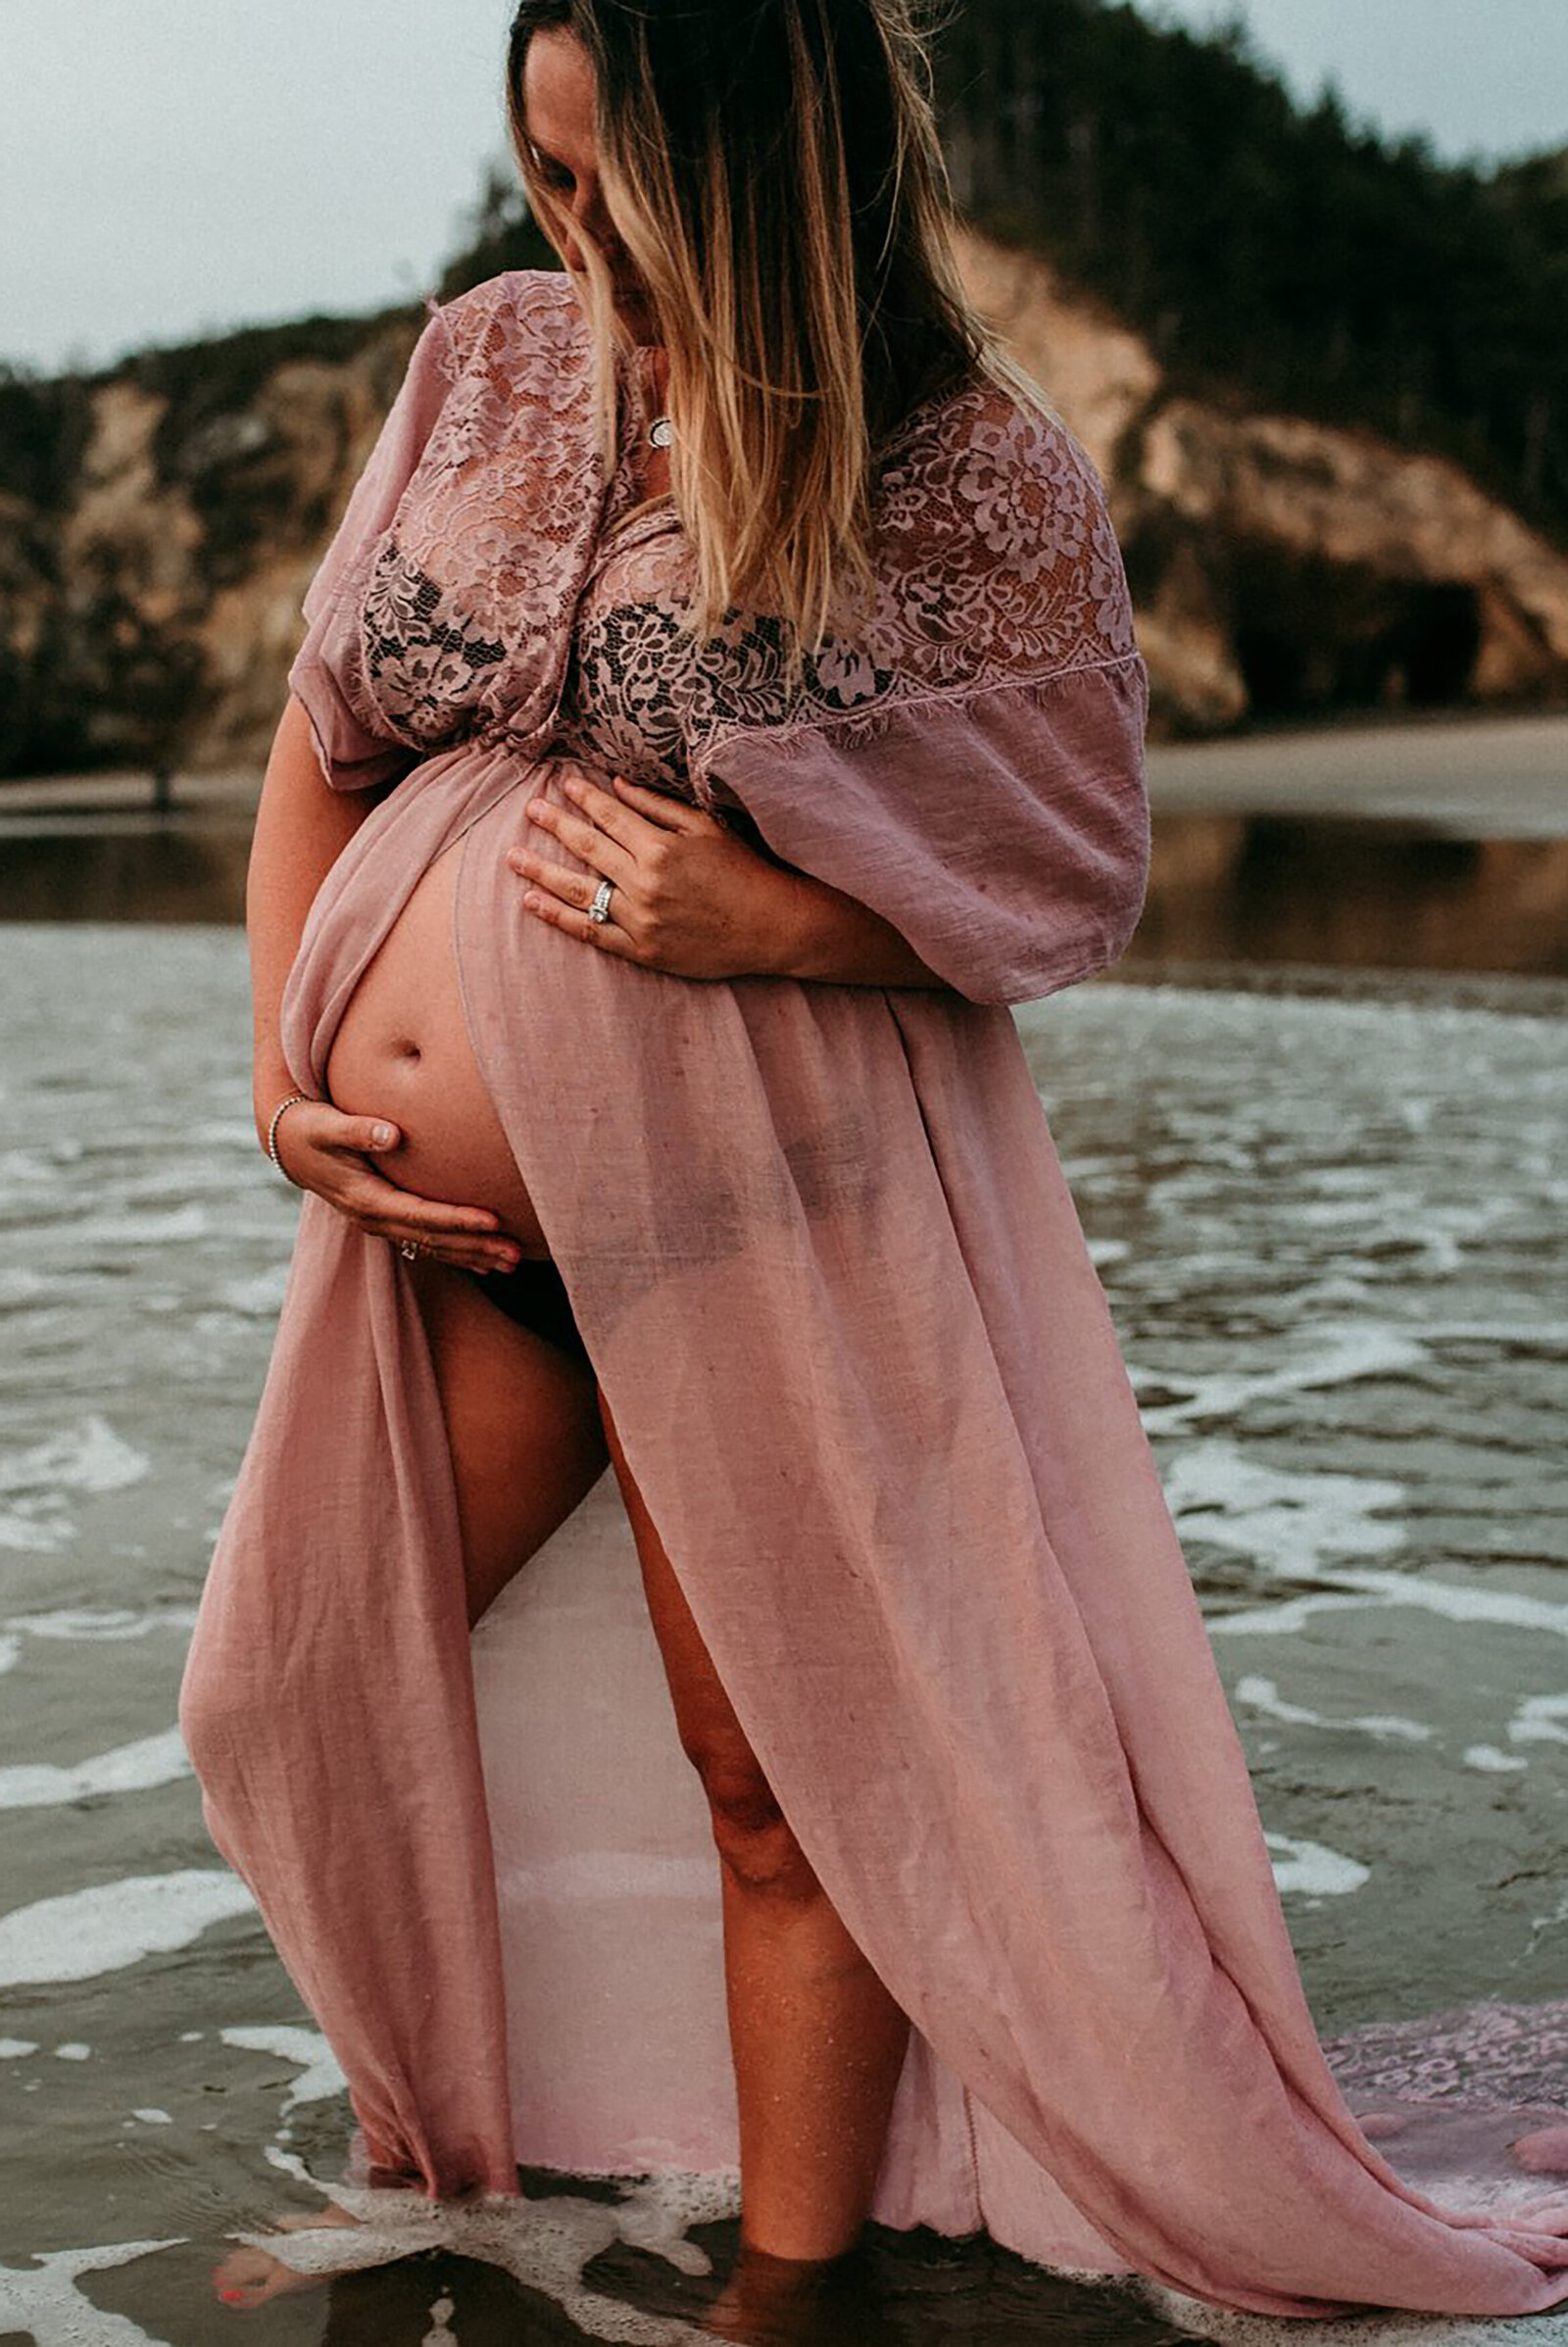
[562,182,614,269]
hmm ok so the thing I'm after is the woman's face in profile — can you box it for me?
[521,27,658,341]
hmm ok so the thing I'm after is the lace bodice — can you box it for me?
[298,271,1139,814]
[552,465,702,800]
[290,268,1149,1007]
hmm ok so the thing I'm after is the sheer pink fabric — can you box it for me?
[180,271,1568,2322]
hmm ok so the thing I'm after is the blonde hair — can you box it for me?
[507,0,1037,656]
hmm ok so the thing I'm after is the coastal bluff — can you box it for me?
[2,230,1566,779]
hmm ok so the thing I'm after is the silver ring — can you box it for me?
[399,1240,421,1262]
[587,876,615,925]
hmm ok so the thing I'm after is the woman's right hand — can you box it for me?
[268,1099,523,1276]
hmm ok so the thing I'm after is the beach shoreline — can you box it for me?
[1,707,1562,830]
[2,709,1565,970]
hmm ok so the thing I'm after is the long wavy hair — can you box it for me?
[505,0,1016,653]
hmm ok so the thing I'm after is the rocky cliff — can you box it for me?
[2,234,1565,779]
[955,230,1568,737]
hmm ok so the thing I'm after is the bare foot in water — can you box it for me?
[700,2240,867,2343]
[212,2202,361,2310]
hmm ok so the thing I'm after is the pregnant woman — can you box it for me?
[181,0,1568,2331]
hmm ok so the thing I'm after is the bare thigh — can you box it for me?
[325,838,550,1257]
[423,1267,791,1851]
[413,1257,608,1625]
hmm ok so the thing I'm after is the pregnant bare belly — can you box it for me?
[323,838,551,1258]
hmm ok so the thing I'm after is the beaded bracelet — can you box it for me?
[264,1091,312,1173]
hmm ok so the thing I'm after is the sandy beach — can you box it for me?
[1146,710,1567,840]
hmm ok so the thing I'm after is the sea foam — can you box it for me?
[0,1870,256,1989]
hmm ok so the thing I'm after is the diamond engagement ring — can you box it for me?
[587,877,615,925]
[399,1240,421,1261]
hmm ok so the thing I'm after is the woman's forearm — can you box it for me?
[247,697,383,1136]
[763,861,951,990]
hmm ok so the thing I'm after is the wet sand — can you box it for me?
[1147,710,1567,839]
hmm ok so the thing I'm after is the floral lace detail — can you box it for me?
[686,383,1139,767]
[315,269,1140,794]
[360,543,507,746]
[563,598,692,792]
[556,373,1139,789]
[327,272,609,765]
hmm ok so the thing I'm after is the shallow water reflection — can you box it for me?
[3,805,1567,973]
[0,819,254,923]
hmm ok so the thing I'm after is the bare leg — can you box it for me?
[599,1394,910,2279]
[409,1257,607,1626]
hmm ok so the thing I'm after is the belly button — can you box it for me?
[397,1040,422,1063]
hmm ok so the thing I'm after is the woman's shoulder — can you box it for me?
[858,367,1137,685]
[424,268,589,382]
[875,367,1110,551]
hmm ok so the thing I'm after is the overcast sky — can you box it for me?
[2,0,1564,378]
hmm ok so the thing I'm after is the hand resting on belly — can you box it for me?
[277,841,550,1271]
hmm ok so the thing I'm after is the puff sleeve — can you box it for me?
[286,307,455,792]
[690,392,1151,1007]
[705,662,1149,1006]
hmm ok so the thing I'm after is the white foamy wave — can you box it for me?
[1263,1831,1371,1899]
[1138,1324,1428,1437]
[1234,1675,1433,1744]
[0,1727,190,1810]
[1464,1745,1531,1773]
[0,1266,51,1306]
[219,2026,347,2112]
[225,2156,736,2345]
[77,1203,210,1247]
[3,1603,199,1642]
[0,1870,256,1989]
[0,1417,151,1553]
[0,1514,63,1556]
[1149,2280,1568,2347]
[0,2237,188,2346]
[1212,1579,1568,1642]
[1292,1187,1514,1277]
[1509,1693,1568,1747]
[218,1267,289,1317]
[1333,1573,1568,1637]
[1165,1439,1406,1579]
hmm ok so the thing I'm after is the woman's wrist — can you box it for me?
[254,1060,308,1148]
[262,1091,313,1173]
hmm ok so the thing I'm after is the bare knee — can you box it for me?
[692,1747,823,1900]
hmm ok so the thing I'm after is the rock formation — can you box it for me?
[2,233,1565,779]
[954,229,1568,738]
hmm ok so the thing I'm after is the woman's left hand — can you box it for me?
[509,772,806,982]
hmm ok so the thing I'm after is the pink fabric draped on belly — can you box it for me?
[179,737,1568,2324]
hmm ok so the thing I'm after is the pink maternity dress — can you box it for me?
[179,269,1568,2322]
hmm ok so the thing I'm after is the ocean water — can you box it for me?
[1,924,1565,2344]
